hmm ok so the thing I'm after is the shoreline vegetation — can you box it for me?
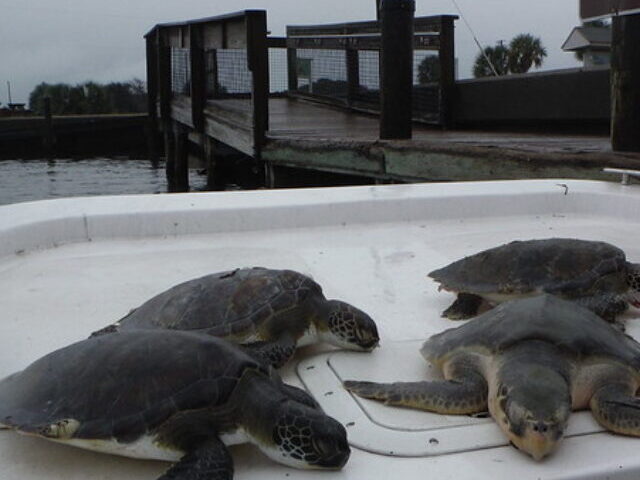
[27,79,147,115]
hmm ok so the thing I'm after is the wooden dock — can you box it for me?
[145,7,640,191]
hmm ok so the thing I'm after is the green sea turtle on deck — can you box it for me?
[428,238,640,322]
[91,267,379,368]
[0,330,350,479]
[345,295,640,460]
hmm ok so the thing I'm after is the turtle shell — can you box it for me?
[0,330,269,442]
[115,267,323,337]
[421,295,640,368]
[428,238,629,297]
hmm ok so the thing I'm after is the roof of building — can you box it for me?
[562,26,612,51]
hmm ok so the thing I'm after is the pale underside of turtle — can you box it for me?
[0,330,350,480]
[428,238,640,322]
[345,295,640,460]
[91,267,379,368]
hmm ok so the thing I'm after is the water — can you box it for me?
[0,158,207,206]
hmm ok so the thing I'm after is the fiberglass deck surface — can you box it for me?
[2,180,640,480]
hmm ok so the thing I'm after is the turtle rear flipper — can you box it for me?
[441,293,484,320]
[590,383,640,436]
[344,359,488,414]
[158,436,232,480]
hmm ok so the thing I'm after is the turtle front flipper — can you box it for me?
[442,293,484,320]
[590,383,640,436]
[243,336,297,369]
[158,436,233,480]
[344,368,487,414]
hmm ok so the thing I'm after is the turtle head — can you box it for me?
[493,365,571,461]
[252,400,350,470]
[315,300,379,351]
[626,263,640,307]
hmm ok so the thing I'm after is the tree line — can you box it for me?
[29,79,147,115]
[473,34,547,78]
[417,33,547,84]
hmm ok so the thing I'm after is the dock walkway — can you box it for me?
[263,98,639,183]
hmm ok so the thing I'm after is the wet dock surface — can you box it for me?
[260,98,640,182]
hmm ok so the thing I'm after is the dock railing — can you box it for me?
[285,15,457,127]
[145,9,458,190]
[145,10,269,187]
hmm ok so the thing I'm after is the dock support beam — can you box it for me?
[164,125,176,192]
[439,16,456,129]
[173,122,190,193]
[145,32,160,167]
[379,0,415,140]
[611,13,640,152]
[205,137,219,190]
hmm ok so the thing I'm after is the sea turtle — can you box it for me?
[428,238,640,322]
[345,295,640,460]
[0,330,350,479]
[91,267,379,368]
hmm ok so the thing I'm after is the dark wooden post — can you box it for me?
[164,125,176,192]
[158,30,172,126]
[246,11,270,187]
[246,11,269,151]
[145,31,160,166]
[611,13,640,152]
[379,0,415,140]
[287,47,298,93]
[210,50,219,98]
[346,49,360,107]
[173,122,190,192]
[438,16,456,129]
[190,24,206,131]
[157,28,175,186]
[204,137,218,190]
[42,96,54,158]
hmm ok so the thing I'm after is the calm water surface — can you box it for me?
[0,158,207,206]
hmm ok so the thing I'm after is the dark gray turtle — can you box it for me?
[345,295,640,460]
[428,238,640,322]
[0,330,350,479]
[91,267,379,368]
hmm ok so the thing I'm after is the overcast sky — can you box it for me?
[0,0,583,105]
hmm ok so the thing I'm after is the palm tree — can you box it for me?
[473,43,510,78]
[507,34,547,74]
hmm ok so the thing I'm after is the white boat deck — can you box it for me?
[2,179,640,480]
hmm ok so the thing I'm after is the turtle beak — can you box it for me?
[359,338,379,351]
[515,422,562,461]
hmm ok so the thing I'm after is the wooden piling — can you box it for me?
[145,32,160,167]
[173,122,190,193]
[189,24,206,132]
[204,137,218,190]
[42,97,54,158]
[164,125,176,192]
[611,13,640,152]
[438,16,456,129]
[379,0,415,140]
